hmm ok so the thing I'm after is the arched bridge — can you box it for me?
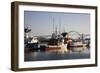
[67,30,90,39]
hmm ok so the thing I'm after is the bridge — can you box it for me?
[67,30,90,39]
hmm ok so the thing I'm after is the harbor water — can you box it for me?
[24,47,90,61]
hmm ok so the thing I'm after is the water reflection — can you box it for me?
[24,47,90,61]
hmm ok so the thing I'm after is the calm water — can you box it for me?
[24,47,90,61]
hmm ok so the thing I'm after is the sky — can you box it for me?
[24,11,90,36]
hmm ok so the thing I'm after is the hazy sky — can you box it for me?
[24,11,90,36]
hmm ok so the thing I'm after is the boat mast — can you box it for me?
[53,17,54,33]
[59,17,61,35]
